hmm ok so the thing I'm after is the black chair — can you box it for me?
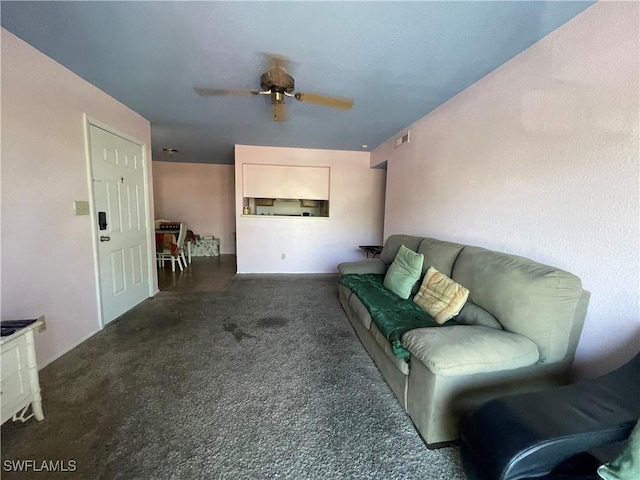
[460,353,640,480]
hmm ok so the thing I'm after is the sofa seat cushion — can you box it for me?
[338,273,454,359]
[402,326,539,376]
[370,322,410,375]
[348,290,373,330]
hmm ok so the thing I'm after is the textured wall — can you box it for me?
[375,2,639,378]
[152,162,236,254]
[1,29,155,368]
[235,145,385,273]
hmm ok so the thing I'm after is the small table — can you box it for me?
[1,317,45,424]
[359,245,383,258]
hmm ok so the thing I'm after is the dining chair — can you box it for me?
[154,218,171,229]
[156,222,186,272]
[175,222,188,269]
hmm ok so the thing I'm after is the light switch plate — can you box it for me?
[73,200,90,215]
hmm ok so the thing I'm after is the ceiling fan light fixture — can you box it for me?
[162,148,179,155]
[260,67,294,93]
[272,102,287,122]
[271,91,285,103]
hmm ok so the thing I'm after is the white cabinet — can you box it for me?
[242,164,330,200]
[1,319,44,424]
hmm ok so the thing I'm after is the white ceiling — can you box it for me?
[1,1,595,164]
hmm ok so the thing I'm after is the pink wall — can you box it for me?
[374,2,639,379]
[235,145,385,273]
[153,161,236,254]
[1,29,155,367]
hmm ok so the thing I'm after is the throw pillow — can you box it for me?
[383,245,424,299]
[598,420,640,480]
[413,266,469,324]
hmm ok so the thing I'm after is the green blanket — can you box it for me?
[339,274,454,359]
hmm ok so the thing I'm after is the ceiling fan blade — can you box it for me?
[294,92,354,110]
[264,53,292,72]
[272,102,288,122]
[194,87,259,96]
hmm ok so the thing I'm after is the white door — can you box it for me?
[88,124,149,325]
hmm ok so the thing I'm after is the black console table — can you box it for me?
[359,245,383,258]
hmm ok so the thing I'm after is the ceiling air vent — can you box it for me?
[395,131,410,148]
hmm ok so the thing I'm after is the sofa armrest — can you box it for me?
[460,353,640,480]
[337,259,386,275]
[402,326,539,376]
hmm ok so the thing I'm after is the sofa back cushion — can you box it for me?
[416,237,464,278]
[451,246,583,363]
[380,235,424,265]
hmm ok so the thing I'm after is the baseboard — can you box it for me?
[235,271,339,275]
[38,292,160,370]
[37,328,100,371]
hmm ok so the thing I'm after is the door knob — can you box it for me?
[100,236,111,242]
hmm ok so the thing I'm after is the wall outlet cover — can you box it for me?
[73,200,90,215]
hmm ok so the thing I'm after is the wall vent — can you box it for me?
[395,131,410,148]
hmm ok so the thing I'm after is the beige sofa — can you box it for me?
[337,235,590,447]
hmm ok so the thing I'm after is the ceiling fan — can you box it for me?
[194,54,354,122]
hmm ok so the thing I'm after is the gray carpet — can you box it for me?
[1,275,466,479]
